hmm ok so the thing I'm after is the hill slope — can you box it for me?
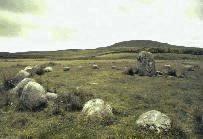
[108,40,178,48]
[0,40,203,60]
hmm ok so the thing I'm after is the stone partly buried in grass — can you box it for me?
[30,65,45,75]
[137,51,156,76]
[184,64,200,71]
[4,70,31,90]
[82,99,113,119]
[24,66,33,72]
[16,70,30,79]
[20,81,48,111]
[92,64,99,69]
[136,110,171,133]
[46,92,58,100]
[11,78,35,97]
[63,67,70,71]
[123,66,137,76]
[163,65,177,76]
[43,67,53,72]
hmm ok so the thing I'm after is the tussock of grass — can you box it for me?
[52,89,94,113]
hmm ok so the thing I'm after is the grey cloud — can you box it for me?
[0,16,21,36]
[0,0,45,36]
[200,2,203,19]
[197,0,203,19]
[0,0,44,13]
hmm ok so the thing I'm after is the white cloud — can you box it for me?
[0,0,202,52]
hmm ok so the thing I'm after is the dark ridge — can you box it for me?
[108,40,184,48]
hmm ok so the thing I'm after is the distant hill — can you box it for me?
[103,40,203,55]
[0,40,203,59]
[108,40,182,48]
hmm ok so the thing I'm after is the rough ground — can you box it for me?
[0,51,203,138]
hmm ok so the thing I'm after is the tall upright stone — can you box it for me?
[137,51,156,76]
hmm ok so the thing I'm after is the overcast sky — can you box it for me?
[0,0,203,52]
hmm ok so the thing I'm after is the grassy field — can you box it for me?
[0,50,203,138]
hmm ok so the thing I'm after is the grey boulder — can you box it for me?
[136,110,171,133]
[20,81,48,110]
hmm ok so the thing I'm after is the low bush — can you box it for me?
[193,107,203,134]
[0,71,22,90]
[168,119,187,138]
[52,89,94,114]
[163,67,177,77]
[30,65,46,76]
[3,77,23,90]
[11,116,29,129]
[47,62,58,66]
[0,91,11,109]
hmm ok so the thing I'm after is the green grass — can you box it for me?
[0,52,203,138]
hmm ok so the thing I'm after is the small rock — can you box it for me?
[24,66,33,72]
[92,64,99,69]
[112,66,117,69]
[89,82,98,85]
[164,64,171,68]
[123,66,137,75]
[46,92,58,100]
[163,65,176,76]
[30,65,45,75]
[16,70,30,79]
[43,67,53,72]
[156,71,163,76]
[64,67,70,71]
[184,65,199,71]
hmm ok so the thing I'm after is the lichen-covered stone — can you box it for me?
[12,78,35,97]
[20,82,47,110]
[82,99,113,118]
[136,110,171,133]
[16,70,30,79]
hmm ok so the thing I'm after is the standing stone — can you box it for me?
[137,51,156,76]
